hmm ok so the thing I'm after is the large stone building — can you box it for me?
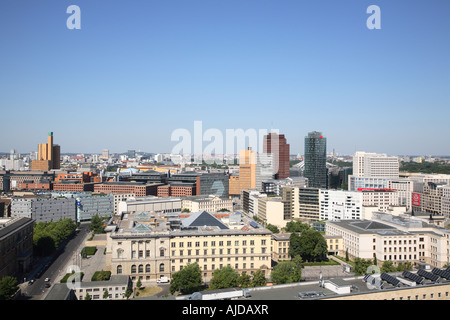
[326,212,450,268]
[105,210,272,284]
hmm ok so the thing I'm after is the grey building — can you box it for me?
[11,196,76,223]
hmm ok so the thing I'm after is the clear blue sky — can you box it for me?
[0,0,449,156]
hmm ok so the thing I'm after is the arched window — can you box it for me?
[138,264,144,273]
[131,265,136,273]
[145,264,151,273]
[117,265,122,274]
[159,263,165,272]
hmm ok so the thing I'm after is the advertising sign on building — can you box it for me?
[412,193,421,207]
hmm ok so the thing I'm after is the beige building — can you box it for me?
[105,210,272,284]
[326,212,450,267]
[181,195,233,213]
[271,233,291,262]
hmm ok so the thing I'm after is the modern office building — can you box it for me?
[349,152,399,191]
[298,187,320,221]
[320,190,363,221]
[31,132,61,171]
[263,132,290,180]
[304,131,327,189]
[168,172,229,198]
[0,170,55,192]
[11,196,76,223]
[353,152,399,179]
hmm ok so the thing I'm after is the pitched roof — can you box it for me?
[182,210,228,230]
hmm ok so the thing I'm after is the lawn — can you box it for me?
[135,286,162,298]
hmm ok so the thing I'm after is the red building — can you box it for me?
[263,132,290,180]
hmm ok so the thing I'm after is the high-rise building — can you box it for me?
[263,132,290,179]
[31,132,60,171]
[304,131,327,188]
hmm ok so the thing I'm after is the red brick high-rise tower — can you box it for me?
[263,132,290,180]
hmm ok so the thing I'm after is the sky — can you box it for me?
[0,0,449,156]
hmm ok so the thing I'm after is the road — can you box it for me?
[21,223,90,300]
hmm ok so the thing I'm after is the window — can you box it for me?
[117,265,122,274]
[131,265,136,273]
[159,263,165,272]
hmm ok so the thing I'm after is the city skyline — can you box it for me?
[1,1,449,155]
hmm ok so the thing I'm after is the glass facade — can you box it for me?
[304,131,327,188]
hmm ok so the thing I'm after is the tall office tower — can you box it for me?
[303,131,327,189]
[31,132,60,171]
[263,132,290,180]
[101,149,110,159]
[239,147,257,191]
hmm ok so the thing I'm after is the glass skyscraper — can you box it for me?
[304,131,327,188]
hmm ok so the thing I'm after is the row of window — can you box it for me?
[171,239,264,247]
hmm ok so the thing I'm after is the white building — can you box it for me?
[320,190,363,221]
[349,152,399,191]
[353,152,399,178]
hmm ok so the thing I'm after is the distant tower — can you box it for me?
[304,131,327,188]
[32,132,60,171]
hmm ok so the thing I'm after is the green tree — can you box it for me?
[251,270,267,287]
[0,276,18,300]
[284,220,310,233]
[292,229,328,262]
[396,261,413,272]
[354,258,374,276]
[381,260,397,273]
[209,266,239,290]
[89,214,105,234]
[169,263,203,295]
[237,273,252,288]
[270,256,302,284]
[103,289,109,299]
[266,224,279,234]
[84,293,92,300]
[288,232,302,258]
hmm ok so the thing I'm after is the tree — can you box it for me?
[284,220,310,233]
[270,256,302,284]
[209,266,239,290]
[291,229,328,262]
[103,289,109,299]
[0,276,18,300]
[288,232,302,258]
[396,261,413,272]
[237,273,252,288]
[266,224,279,234]
[84,293,92,300]
[354,258,374,276]
[381,261,396,273]
[251,270,267,287]
[169,263,203,295]
[89,214,105,234]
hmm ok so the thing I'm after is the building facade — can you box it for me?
[303,131,327,189]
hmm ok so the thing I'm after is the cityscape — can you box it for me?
[0,0,449,309]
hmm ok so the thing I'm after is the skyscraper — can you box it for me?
[304,131,327,188]
[31,132,60,171]
[263,132,290,180]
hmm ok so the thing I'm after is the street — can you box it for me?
[20,223,90,300]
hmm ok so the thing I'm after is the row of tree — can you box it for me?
[33,218,78,256]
